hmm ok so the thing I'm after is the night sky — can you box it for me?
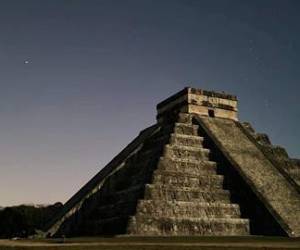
[1,0,299,206]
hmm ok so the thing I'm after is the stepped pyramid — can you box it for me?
[46,87,300,237]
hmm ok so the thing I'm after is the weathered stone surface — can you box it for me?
[196,116,300,237]
[152,171,224,188]
[144,184,232,202]
[156,87,238,122]
[173,123,199,135]
[128,216,249,236]
[169,133,204,147]
[157,157,218,174]
[163,145,210,161]
[136,200,241,218]
[241,122,300,188]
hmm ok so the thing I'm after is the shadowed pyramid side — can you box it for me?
[45,123,160,237]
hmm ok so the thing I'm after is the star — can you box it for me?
[264,99,271,108]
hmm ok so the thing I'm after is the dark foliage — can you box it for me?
[0,202,63,238]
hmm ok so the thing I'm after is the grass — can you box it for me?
[0,236,299,250]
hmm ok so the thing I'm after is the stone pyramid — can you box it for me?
[46,87,300,237]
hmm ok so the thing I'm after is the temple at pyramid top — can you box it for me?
[156,87,238,122]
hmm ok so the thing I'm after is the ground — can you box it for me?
[0,236,300,250]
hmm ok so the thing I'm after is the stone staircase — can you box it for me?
[57,114,250,236]
[128,115,250,236]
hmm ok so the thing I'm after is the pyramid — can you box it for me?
[46,87,300,237]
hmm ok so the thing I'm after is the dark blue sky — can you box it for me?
[0,0,299,206]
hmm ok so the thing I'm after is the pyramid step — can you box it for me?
[290,172,300,183]
[158,157,218,174]
[128,216,250,236]
[163,145,210,161]
[280,161,300,172]
[169,133,204,147]
[136,200,241,219]
[176,113,193,124]
[144,184,231,203]
[289,169,300,176]
[152,170,224,188]
[173,123,199,136]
